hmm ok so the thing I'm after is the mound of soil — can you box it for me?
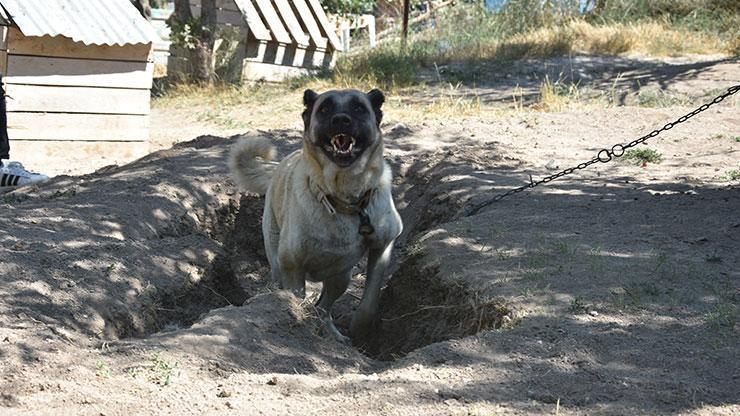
[1,99,738,414]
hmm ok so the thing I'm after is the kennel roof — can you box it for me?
[0,0,159,46]
[232,0,342,50]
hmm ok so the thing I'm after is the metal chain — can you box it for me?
[465,84,740,216]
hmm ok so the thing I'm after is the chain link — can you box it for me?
[465,84,740,216]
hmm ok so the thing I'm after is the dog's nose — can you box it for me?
[331,113,352,126]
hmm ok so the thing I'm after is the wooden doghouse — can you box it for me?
[168,0,342,82]
[0,0,158,173]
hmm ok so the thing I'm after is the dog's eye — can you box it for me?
[319,106,329,114]
[353,105,365,113]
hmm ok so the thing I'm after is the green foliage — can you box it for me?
[322,0,376,15]
[127,353,180,385]
[593,0,739,22]
[705,303,738,332]
[333,1,736,88]
[592,0,740,47]
[496,0,582,35]
[95,361,112,378]
[724,169,740,181]
[149,353,179,385]
[335,42,418,88]
[621,148,663,165]
[569,296,588,313]
[168,16,207,50]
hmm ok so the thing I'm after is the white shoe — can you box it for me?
[0,160,49,188]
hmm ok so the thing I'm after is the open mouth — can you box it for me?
[328,134,356,155]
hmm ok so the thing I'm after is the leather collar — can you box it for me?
[308,177,376,235]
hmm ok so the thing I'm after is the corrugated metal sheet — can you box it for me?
[0,0,159,46]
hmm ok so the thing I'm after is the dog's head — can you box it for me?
[302,89,384,168]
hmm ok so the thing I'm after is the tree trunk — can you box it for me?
[595,0,606,13]
[168,0,217,84]
[192,0,217,84]
[170,0,193,23]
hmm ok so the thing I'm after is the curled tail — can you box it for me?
[228,136,277,195]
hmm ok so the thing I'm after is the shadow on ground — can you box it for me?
[0,125,737,414]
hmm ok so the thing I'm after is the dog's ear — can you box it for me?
[367,89,384,126]
[302,89,318,129]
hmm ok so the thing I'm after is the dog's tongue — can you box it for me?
[335,135,351,151]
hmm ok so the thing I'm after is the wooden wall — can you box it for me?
[239,0,337,82]
[167,0,338,83]
[0,25,153,167]
[151,7,173,74]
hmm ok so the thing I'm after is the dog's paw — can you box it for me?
[322,316,351,344]
[334,333,351,345]
[350,308,379,342]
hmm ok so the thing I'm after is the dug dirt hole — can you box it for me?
[339,242,514,361]
[133,185,513,363]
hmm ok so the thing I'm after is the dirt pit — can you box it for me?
[103,132,516,363]
[1,103,738,415]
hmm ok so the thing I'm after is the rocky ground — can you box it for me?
[0,55,737,415]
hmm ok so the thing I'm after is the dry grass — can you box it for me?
[334,19,731,91]
[152,76,500,133]
[492,20,727,59]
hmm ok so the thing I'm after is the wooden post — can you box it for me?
[402,0,410,49]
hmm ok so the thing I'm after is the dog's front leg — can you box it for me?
[278,255,306,298]
[351,242,394,344]
[316,270,352,344]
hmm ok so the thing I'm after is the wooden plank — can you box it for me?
[306,47,332,68]
[0,26,7,50]
[274,0,310,46]
[254,0,292,44]
[233,0,271,41]
[218,0,241,12]
[218,9,248,26]
[292,46,307,67]
[292,0,327,49]
[5,55,153,89]
[7,113,149,141]
[242,59,315,82]
[0,50,6,76]
[7,27,152,62]
[191,5,246,26]
[306,0,343,51]
[0,7,9,26]
[11,140,151,177]
[6,84,150,115]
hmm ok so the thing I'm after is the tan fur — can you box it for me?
[228,136,277,195]
[229,90,402,345]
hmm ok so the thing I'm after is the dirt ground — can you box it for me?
[0,55,738,415]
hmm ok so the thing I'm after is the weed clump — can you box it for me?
[622,148,663,165]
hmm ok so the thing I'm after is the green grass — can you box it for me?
[622,281,661,305]
[127,353,180,386]
[331,1,737,89]
[569,296,589,313]
[95,361,112,378]
[705,303,738,332]
[621,148,663,165]
[637,89,694,107]
[704,254,723,263]
[723,169,740,181]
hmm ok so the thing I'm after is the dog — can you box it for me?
[229,89,402,343]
